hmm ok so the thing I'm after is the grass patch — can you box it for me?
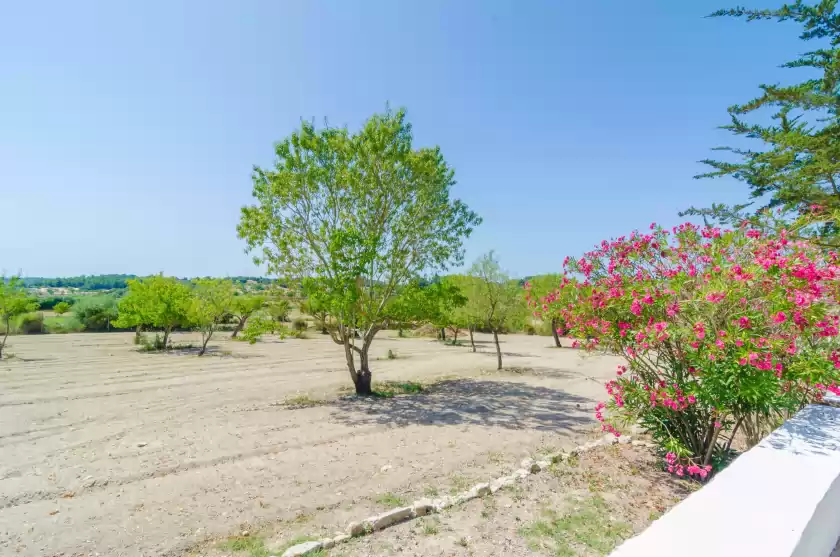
[520,495,632,557]
[423,485,439,497]
[376,492,406,508]
[278,393,324,408]
[273,535,320,555]
[418,518,440,536]
[220,535,270,557]
[448,473,472,494]
[373,381,424,398]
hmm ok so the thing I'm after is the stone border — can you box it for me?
[276,434,653,557]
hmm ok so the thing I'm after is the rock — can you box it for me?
[450,490,478,505]
[380,464,392,473]
[631,440,646,447]
[281,541,322,557]
[346,521,365,537]
[319,538,335,549]
[535,460,551,472]
[136,442,147,448]
[472,482,491,496]
[412,498,434,516]
[432,496,454,512]
[513,468,529,479]
[602,434,619,445]
[490,476,515,493]
[618,435,632,445]
[520,457,535,470]
[371,506,413,530]
[332,534,350,545]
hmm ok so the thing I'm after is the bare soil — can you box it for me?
[0,331,623,556]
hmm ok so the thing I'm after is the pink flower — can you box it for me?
[714,421,722,429]
[738,316,751,329]
[705,292,725,303]
[630,299,642,316]
[773,311,787,323]
[694,322,706,340]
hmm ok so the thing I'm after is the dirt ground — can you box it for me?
[0,331,624,557]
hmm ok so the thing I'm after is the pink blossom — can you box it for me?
[773,311,787,323]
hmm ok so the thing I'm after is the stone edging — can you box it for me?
[276,435,654,557]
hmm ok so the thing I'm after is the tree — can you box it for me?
[388,278,466,341]
[114,276,191,348]
[0,276,38,358]
[229,295,265,338]
[688,1,840,247]
[469,252,525,370]
[189,279,235,356]
[53,301,71,315]
[238,108,480,394]
[445,275,485,352]
[299,296,330,335]
[524,274,567,347]
[73,295,118,331]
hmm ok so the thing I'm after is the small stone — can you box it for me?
[347,521,365,537]
[412,498,434,516]
[603,435,619,445]
[380,464,392,473]
[490,476,514,493]
[319,538,335,549]
[432,496,454,512]
[136,442,147,448]
[371,507,413,530]
[618,435,632,445]
[332,534,350,545]
[513,468,529,479]
[472,482,491,496]
[631,440,645,447]
[281,541,323,557]
[520,457,534,470]
[535,460,551,471]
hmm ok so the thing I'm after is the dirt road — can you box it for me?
[0,332,621,556]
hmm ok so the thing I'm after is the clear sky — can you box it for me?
[0,1,804,278]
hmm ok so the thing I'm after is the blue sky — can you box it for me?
[1,1,805,278]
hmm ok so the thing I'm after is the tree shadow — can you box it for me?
[330,379,593,432]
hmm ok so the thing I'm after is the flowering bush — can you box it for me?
[527,221,840,476]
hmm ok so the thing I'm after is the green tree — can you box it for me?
[53,301,72,315]
[0,276,38,358]
[525,274,566,347]
[266,299,291,323]
[73,295,118,331]
[447,275,486,352]
[189,279,236,356]
[469,252,525,370]
[229,295,265,338]
[689,1,840,246]
[299,296,330,335]
[238,108,480,394]
[114,276,191,348]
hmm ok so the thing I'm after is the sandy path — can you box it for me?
[0,331,621,556]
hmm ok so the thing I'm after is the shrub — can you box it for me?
[16,312,44,334]
[44,316,84,334]
[292,317,308,332]
[138,333,167,351]
[533,220,840,477]
[53,301,72,315]
[74,295,118,331]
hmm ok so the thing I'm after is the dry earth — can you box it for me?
[0,331,623,557]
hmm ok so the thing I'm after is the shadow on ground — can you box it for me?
[331,379,593,432]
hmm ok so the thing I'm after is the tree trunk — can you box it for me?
[439,328,446,342]
[453,329,458,345]
[135,325,142,344]
[551,318,561,348]
[231,316,247,338]
[162,327,171,349]
[198,329,213,356]
[493,329,502,370]
[356,343,373,395]
[469,326,476,353]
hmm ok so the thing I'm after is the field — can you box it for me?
[0,331,623,556]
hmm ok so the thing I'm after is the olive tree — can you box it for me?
[238,108,480,394]
[469,252,525,370]
[0,276,38,359]
[188,279,235,356]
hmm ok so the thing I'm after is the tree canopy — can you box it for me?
[114,276,192,348]
[688,0,840,246]
[188,279,236,356]
[238,108,480,393]
[0,276,39,358]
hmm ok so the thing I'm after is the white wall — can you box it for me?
[610,403,840,557]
